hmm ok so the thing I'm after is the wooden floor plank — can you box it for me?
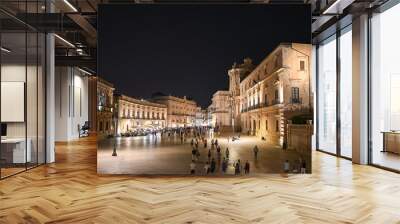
[0,136,399,224]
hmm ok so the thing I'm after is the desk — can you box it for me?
[382,131,400,154]
[1,138,31,164]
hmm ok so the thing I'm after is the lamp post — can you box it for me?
[112,102,118,157]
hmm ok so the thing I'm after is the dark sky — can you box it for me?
[98,4,310,108]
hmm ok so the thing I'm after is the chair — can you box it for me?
[79,121,90,138]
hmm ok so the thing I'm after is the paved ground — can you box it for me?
[97,132,311,175]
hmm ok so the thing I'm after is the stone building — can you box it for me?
[206,105,214,127]
[97,77,115,138]
[209,90,232,129]
[115,94,167,134]
[195,107,207,127]
[228,58,255,132]
[235,43,312,146]
[151,94,197,128]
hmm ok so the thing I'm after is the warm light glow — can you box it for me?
[63,0,78,12]
[54,34,75,48]
[77,67,93,76]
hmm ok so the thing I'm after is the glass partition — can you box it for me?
[317,35,337,154]
[1,31,28,177]
[370,3,400,171]
[339,26,352,158]
[0,2,46,179]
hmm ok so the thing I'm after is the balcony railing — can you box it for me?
[290,97,302,104]
[98,105,113,112]
[120,115,165,120]
[241,102,269,113]
[240,98,302,113]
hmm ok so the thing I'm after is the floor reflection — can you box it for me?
[97,132,311,175]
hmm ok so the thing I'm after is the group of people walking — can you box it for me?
[189,136,253,175]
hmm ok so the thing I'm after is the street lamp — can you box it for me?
[112,103,118,157]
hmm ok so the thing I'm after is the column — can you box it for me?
[46,20,55,163]
[352,14,369,164]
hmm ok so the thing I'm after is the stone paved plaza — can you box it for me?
[97,131,311,175]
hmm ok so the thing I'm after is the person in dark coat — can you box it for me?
[234,160,241,175]
[210,158,216,173]
[244,161,250,174]
[222,158,228,173]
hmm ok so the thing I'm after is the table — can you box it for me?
[1,138,31,164]
[381,131,400,154]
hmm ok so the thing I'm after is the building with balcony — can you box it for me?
[97,77,115,138]
[151,93,197,128]
[115,94,167,134]
[236,43,312,146]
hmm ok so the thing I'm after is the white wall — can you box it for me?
[55,67,89,141]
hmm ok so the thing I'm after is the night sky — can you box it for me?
[98,4,310,108]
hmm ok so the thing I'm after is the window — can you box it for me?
[340,26,352,158]
[265,119,268,130]
[276,120,279,132]
[105,122,109,131]
[291,87,300,103]
[274,89,279,104]
[300,60,305,71]
[317,35,337,154]
[370,4,400,171]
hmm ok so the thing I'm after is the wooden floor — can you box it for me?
[1,136,400,224]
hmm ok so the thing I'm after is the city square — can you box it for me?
[97,42,314,175]
[98,129,311,175]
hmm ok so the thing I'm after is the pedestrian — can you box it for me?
[210,158,216,173]
[234,160,241,175]
[208,149,211,161]
[284,160,290,173]
[222,158,228,173]
[225,148,230,158]
[196,148,200,160]
[190,160,196,174]
[191,148,196,160]
[215,139,218,146]
[204,162,210,174]
[253,145,259,159]
[204,140,207,148]
[244,161,250,174]
[191,139,194,146]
